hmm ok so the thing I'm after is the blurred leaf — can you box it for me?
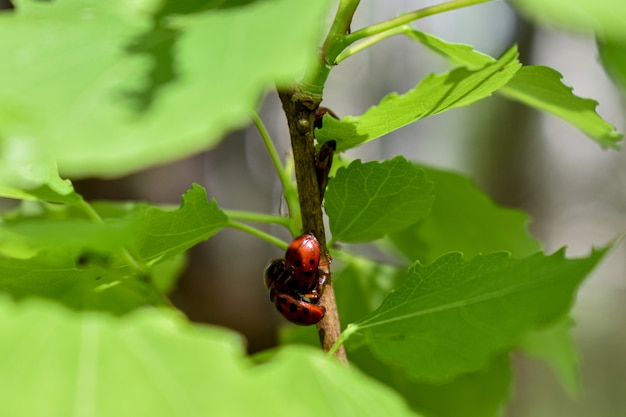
[349,347,512,417]
[388,165,541,264]
[316,46,520,151]
[325,157,434,243]
[0,184,225,312]
[350,248,606,382]
[598,38,626,92]
[1,184,226,263]
[0,298,422,417]
[407,30,622,148]
[0,254,164,314]
[507,0,626,42]
[0,0,331,179]
[151,252,187,294]
[0,162,81,204]
[520,317,581,396]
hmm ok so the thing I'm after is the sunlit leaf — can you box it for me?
[0,0,331,180]
[406,30,622,148]
[316,46,520,151]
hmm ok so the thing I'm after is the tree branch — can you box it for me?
[278,87,348,364]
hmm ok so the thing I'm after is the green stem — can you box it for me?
[327,323,358,357]
[252,112,290,197]
[227,219,288,251]
[76,198,103,222]
[345,0,494,46]
[303,0,361,94]
[225,209,290,227]
[336,25,410,64]
[251,112,300,235]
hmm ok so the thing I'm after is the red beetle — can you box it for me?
[284,234,322,293]
[264,256,326,326]
[272,292,326,326]
[265,258,323,304]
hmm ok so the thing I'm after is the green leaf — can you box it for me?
[350,248,607,382]
[507,0,626,42]
[407,30,622,148]
[388,165,541,264]
[501,66,622,148]
[334,256,512,417]
[349,347,512,417]
[0,297,421,417]
[0,184,226,312]
[316,46,521,151]
[406,30,493,69]
[129,184,228,265]
[325,157,434,243]
[520,317,581,396]
[0,0,331,180]
[598,38,626,92]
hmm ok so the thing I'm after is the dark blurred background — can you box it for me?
[5,1,625,416]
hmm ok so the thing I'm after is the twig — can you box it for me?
[277,88,348,364]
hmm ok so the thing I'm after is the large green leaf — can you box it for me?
[316,46,520,151]
[0,0,330,180]
[0,297,421,417]
[325,157,434,243]
[388,165,541,264]
[407,30,622,148]
[507,0,626,42]
[349,248,606,382]
[332,257,512,417]
[0,184,226,312]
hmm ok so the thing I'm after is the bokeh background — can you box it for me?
[5,1,624,416]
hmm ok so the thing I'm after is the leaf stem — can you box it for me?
[303,0,361,94]
[251,112,300,234]
[335,25,410,64]
[327,323,358,357]
[344,0,495,52]
[76,197,103,222]
[225,209,290,227]
[227,219,288,251]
